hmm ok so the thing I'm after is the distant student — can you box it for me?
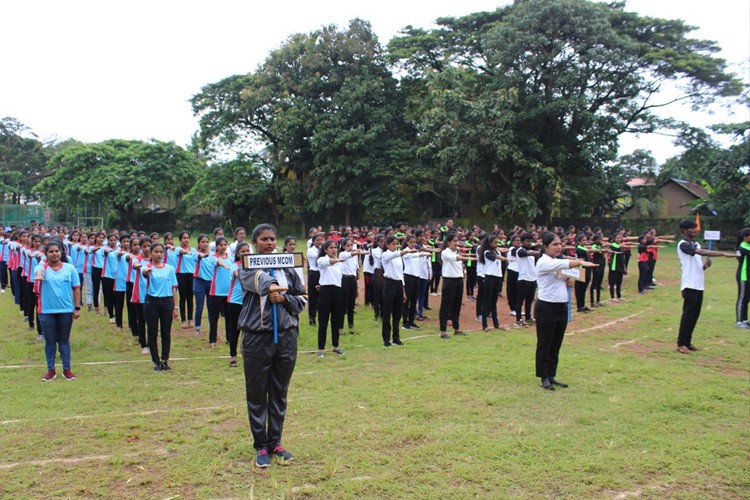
[438,233,477,339]
[736,228,750,329]
[142,242,179,371]
[316,240,345,357]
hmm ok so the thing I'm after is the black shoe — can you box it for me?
[401,325,411,330]
[383,342,392,347]
[160,361,171,371]
[550,378,568,388]
[424,306,432,310]
[153,362,163,372]
[409,323,420,329]
[393,340,404,345]
[541,378,555,391]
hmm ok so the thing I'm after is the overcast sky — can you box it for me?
[1,0,748,164]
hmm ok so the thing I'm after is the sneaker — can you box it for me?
[141,347,150,355]
[454,330,467,336]
[383,342,392,347]
[181,321,188,329]
[115,327,123,334]
[161,361,171,371]
[0,288,5,293]
[401,325,411,330]
[255,448,271,468]
[109,317,115,324]
[737,322,750,329]
[393,340,404,345]
[87,305,93,312]
[153,362,163,371]
[332,348,344,355]
[317,351,325,358]
[510,311,516,316]
[41,369,56,382]
[467,296,476,302]
[416,315,427,321]
[514,320,527,328]
[35,334,44,342]
[686,345,700,352]
[526,319,536,326]
[677,346,691,354]
[430,292,438,296]
[62,369,76,380]
[440,332,451,339]
[229,358,238,368]
[271,445,294,463]
[476,316,483,322]
[194,328,202,337]
[409,323,420,329]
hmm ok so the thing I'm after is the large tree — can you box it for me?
[0,117,49,204]
[35,139,202,227]
[389,0,744,222]
[191,19,417,228]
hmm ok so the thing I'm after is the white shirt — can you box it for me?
[535,254,572,303]
[483,249,503,278]
[441,248,463,278]
[517,248,538,282]
[678,239,704,291]
[476,247,486,278]
[382,250,405,284]
[402,251,422,277]
[339,251,359,277]
[362,247,375,274]
[307,245,320,271]
[317,255,342,286]
[372,246,384,270]
[418,253,432,280]
[507,246,520,272]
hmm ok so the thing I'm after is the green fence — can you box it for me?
[0,205,55,227]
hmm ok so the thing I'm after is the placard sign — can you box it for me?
[242,252,304,270]
[703,231,721,241]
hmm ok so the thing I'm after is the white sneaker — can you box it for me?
[141,347,150,354]
[737,322,750,330]
[109,318,115,324]
[0,289,5,293]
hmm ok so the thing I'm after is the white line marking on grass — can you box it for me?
[567,313,642,336]
[1,406,230,426]
[0,356,233,370]
[611,336,649,348]
[0,449,168,469]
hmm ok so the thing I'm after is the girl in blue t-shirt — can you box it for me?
[142,242,178,372]
[129,238,150,352]
[99,233,120,322]
[226,241,251,367]
[174,231,196,329]
[192,234,212,337]
[207,238,232,347]
[88,231,106,315]
[112,234,131,332]
[34,240,82,382]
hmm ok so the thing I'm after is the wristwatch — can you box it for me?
[75,307,82,311]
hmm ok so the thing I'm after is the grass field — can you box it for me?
[0,249,748,499]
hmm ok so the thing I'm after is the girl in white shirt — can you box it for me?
[478,234,510,331]
[338,238,366,333]
[316,240,345,357]
[438,233,477,339]
[381,235,418,346]
[534,232,597,391]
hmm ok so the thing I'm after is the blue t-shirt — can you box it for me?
[166,248,179,268]
[93,247,105,268]
[228,263,244,305]
[26,250,43,283]
[102,248,119,279]
[131,256,147,303]
[34,262,81,313]
[209,255,232,296]
[175,248,197,274]
[194,254,215,281]
[114,253,129,292]
[145,263,178,297]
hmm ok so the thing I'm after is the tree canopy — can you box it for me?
[35,139,202,227]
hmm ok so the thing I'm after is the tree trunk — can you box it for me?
[344,205,351,228]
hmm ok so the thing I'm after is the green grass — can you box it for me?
[0,251,748,499]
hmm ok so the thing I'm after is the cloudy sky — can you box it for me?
[1,0,748,163]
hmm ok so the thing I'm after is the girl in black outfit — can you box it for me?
[589,234,606,307]
[574,233,592,313]
[479,234,509,331]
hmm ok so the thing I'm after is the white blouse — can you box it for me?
[535,254,572,303]
[441,248,463,278]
